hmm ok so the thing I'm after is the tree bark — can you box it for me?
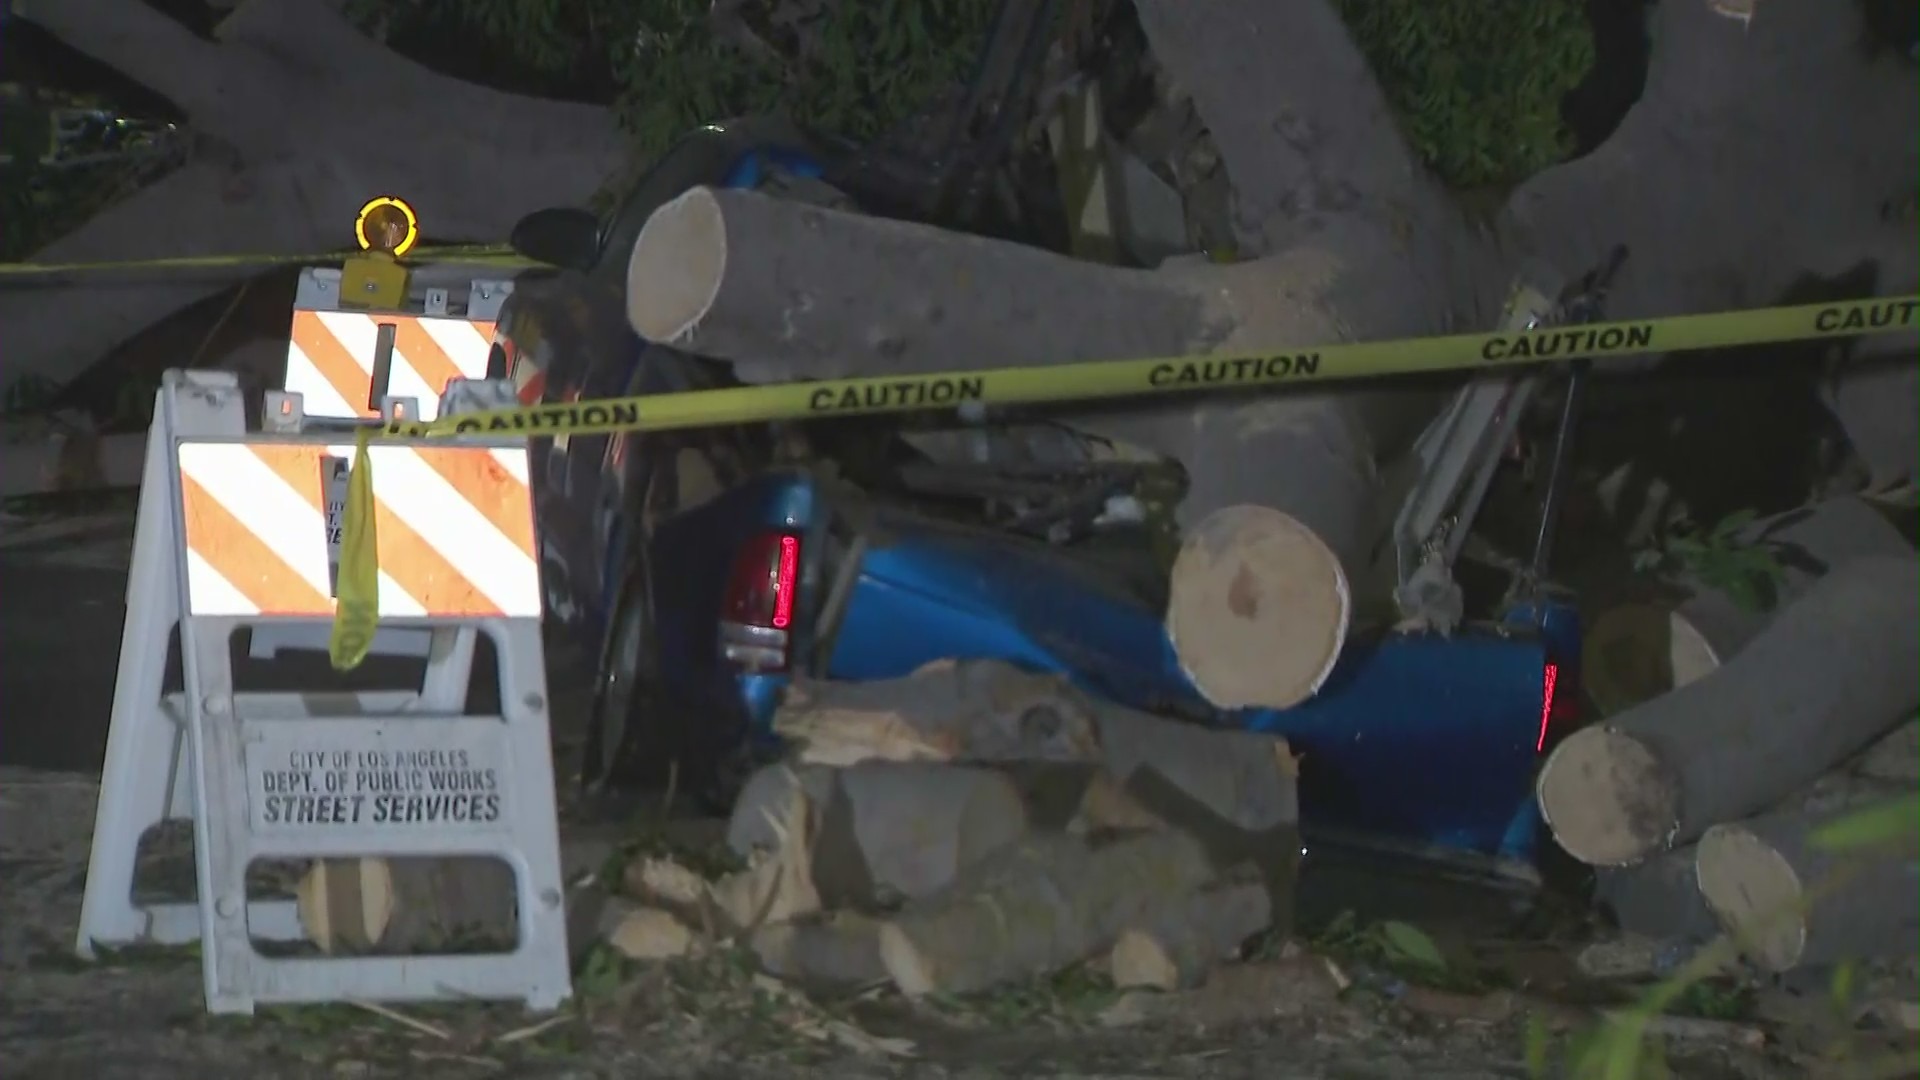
[1108,880,1271,991]
[1591,845,1720,947]
[875,829,1214,997]
[1537,555,1920,866]
[10,0,625,389]
[768,658,1104,768]
[1501,0,1918,338]
[726,761,1031,908]
[1696,794,1919,973]
[749,912,891,987]
[1582,496,1914,715]
[0,162,321,403]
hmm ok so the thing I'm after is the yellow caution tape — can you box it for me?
[328,427,381,672]
[381,296,1919,440]
[0,245,541,277]
[326,293,1917,667]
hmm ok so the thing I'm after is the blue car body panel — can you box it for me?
[659,470,1577,862]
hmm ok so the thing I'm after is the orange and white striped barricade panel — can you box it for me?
[78,369,570,1015]
[282,267,513,422]
[253,268,514,660]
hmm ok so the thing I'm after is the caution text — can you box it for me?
[1814,298,1917,333]
[1147,353,1322,388]
[808,377,986,413]
[1480,323,1655,362]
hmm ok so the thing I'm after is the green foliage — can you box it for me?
[0,86,181,263]
[1314,910,1452,977]
[1333,0,1594,189]
[349,0,1591,192]
[1633,508,1790,613]
[346,0,1000,163]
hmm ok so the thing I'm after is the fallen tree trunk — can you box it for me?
[626,185,1437,554]
[1537,555,1920,866]
[11,0,624,390]
[726,761,1030,908]
[1164,504,1351,709]
[876,829,1214,996]
[1582,497,1913,714]
[1108,880,1271,991]
[1696,789,1918,973]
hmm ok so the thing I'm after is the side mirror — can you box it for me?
[508,207,601,271]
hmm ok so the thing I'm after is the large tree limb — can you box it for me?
[14,0,230,117]
[0,162,320,407]
[1503,0,1919,322]
[8,0,625,389]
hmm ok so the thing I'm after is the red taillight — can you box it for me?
[1536,662,1561,752]
[720,530,801,671]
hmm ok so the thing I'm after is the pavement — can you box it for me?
[0,553,126,773]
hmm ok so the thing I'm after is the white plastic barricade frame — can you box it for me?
[77,369,570,1014]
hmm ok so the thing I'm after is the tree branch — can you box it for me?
[1502,0,1919,319]
[13,0,230,116]
[0,162,318,402]
[1129,0,1430,257]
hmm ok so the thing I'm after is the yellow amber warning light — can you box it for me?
[354,196,419,257]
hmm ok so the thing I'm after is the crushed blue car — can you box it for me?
[501,115,1608,871]
[643,465,1582,866]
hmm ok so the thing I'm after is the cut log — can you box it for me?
[1537,556,1920,866]
[770,659,1102,769]
[603,900,702,962]
[1696,796,1919,973]
[624,186,1439,544]
[876,830,1214,997]
[749,912,890,987]
[1591,845,1721,947]
[1065,767,1171,837]
[727,760,1030,908]
[1108,881,1272,991]
[1164,504,1351,710]
[1087,703,1299,837]
[295,856,517,952]
[623,853,717,914]
[709,778,821,932]
[1582,497,1913,715]
[627,185,1224,383]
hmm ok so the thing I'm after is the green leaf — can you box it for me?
[1809,794,1920,852]
[1523,1014,1553,1077]
[1712,508,1758,538]
[1379,920,1446,969]
[1829,959,1858,1015]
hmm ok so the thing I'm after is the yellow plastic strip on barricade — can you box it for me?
[325,294,1918,666]
[327,427,381,672]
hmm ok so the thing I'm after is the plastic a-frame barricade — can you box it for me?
[76,369,571,1014]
